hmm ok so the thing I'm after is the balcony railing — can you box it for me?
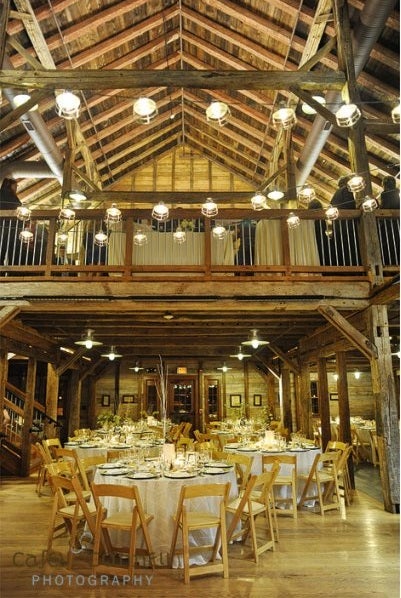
[0,209,399,280]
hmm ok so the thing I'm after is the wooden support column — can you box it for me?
[317,357,331,450]
[244,361,250,418]
[113,361,120,415]
[281,365,291,431]
[369,305,400,513]
[267,374,276,419]
[86,376,97,429]
[298,366,312,437]
[335,351,352,445]
[45,363,59,439]
[20,358,36,477]
[0,338,8,415]
[68,370,82,437]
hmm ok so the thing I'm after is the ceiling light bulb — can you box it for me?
[251,193,267,211]
[354,370,361,379]
[251,339,259,349]
[59,207,76,221]
[267,188,284,201]
[361,196,378,212]
[347,174,365,193]
[68,189,87,202]
[206,101,231,126]
[152,201,169,221]
[85,339,93,349]
[55,91,81,119]
[12,93,38,111]
[105,203,122,224]
[19,227,34,243]
[94,229,108,247]
[298,184,316,203]
[301,95,326,115]
[134,230,148,246]
[242,329,269,348]
[272,106,297,129]
[335,103,361,127]
[230,346,251,360]
[325,205,339,220]
[133,97,158,124]
[201,198,218,217]
[75,328,102,348]
[16,205,31,221]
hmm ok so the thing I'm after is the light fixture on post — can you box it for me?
[391,102,400,124]
[242,329,269,349]
[272,104,297,129]
[212,223,227,239]
[201,197,218,217]
[297,183,316,203]
[12,93,38,111]
[205,101,231,126]
[217,363,232,373]
[361,195,378,212]
[151,201,169,221]
[347,174,365,194]
[301,95,326,115]
[335,103,361,127]
[173,226,186,244]
[251,192,267,211]
[94,228,108,247]
[74,328,102,349]
[286,212,300,229]
[133,229,148,246]
[105,203,122,224]
[325,205,339,221]
[16,204,31,221]
[133,97,158,124]
[55,91,81,119]
[101,346,122,361]
[230,346,251,361]
[266,187,284,201]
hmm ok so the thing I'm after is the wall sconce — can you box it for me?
[230,346,251,361]
[74,328,102,349]
[133,97,158,124]
[12,93,38,111]
[242,329,269,349]
[134,229,148,246]
[251,192,267,211]
[173,226,186,244]
[152,201,169,221]
[361,196,378,212]
[212,224,227,239]
[205,101,231,126]
[347,174,365,193]
[94,229,108,247]
[391,102,400,124]
[286,212,300,229]
[301,95,326,115]
[201,197,218,217]
[335,103,361,127]
[298,183,316,203]
[101,346,122,361]
[105,203,122,224]
[325,205,339,220]
[55,91,81,119]
[272,105,297,129]
[16,204,31,221]
[267,188,284,201]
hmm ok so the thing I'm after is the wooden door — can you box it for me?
[204,377,221,423]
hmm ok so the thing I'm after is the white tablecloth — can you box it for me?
[108,230,234,266]
[92,467,238,567]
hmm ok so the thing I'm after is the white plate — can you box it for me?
[100,468,131,476]
[98,463,124,470]
[237,447,257,452]
[203,467,231,475]
[207,461,231,468]
[164,471,198,479]
[224,443,240,449]
[126,472,158,480]
[108,444,131,449]
[79,444,100,448]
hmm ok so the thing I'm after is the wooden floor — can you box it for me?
[0,475,399,598]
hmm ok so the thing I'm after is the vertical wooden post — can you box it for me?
[369,305,400,513]
[281,365,291,431]
[68,370,81,437]
[298,366,312,437]
[336,350,354,488]
[244,361,250,418]
[87,376,97,428]
[45,363,59,438]
[0,338,8,416]
[114,361,120,415]
[20,358,36,477]
[317,357,331,450]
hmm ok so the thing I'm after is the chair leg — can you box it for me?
[182,526,190,584]
[248,514,259,564]
[168,519,180,568]
[219,506,229,579]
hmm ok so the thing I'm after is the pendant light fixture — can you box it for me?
[205,101,231,126]
[286,212,301,229]
[173,226,186,244]
[151,201,169,221]
[55,91,81,119]
[16,204,31,221]
[230,346,251,361]
[301,95,326,115]
[347,174,365,193]
[335,103,361,127]
[361,196,378,212]
[297,183,316,203]
[129,362,144,373]
[101,346,122,361]
[266,187,284,201]
[19,226,34,243]
[133,97,158,124]
[251,192,267,211]
[133,229,148,246]
[325,205,339,221]
[242,329,269,349]
[212,224,227,239]
[105,203,122,224]
[59,206,76,222]
[74,328,102,349]
[272,104,297,129]
[94,229,108,247]
[201,197,218,217]
[217,363,232,373]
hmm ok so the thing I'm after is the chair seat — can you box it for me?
[184,511,222,528]
[275,475,292,484]
[103,511,153,529]
[227,496,266,516]
[64,489,92,503]
[59,502,97,519]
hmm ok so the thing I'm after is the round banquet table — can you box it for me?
[92,466,238,568]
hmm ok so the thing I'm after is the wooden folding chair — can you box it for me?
[226,463,279,564]
[42,438,62,461]
[74,454,106,492]
[262,454,298,519]
[47,474,97,568]
[169,482,230,584]
[298,451,341,516]
[224,452,254,493]
[91,483,155,578]
[35,441,52,496]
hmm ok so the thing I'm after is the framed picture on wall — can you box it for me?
[253,394,262,407]
[122,394,135,404]
[101,394,110,407]
[330,393,339,401]
[230,394,242,408]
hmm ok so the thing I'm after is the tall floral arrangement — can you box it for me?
[156,355,168,440]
